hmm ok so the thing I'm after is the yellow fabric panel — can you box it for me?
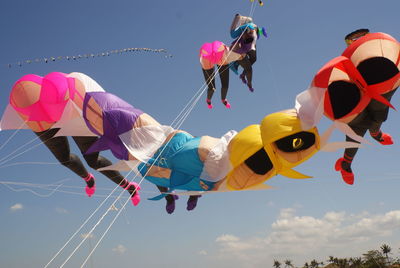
[226,162,275,190]
[260,109,320,178]
[228,124,263,168]
[260,110,303,144]
[279,168,312,179]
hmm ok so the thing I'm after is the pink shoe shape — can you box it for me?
[222,99,231,108]
[125,182,141,206]
[83,173,96,197]
[334,158,354,185]
[206,99,213,109]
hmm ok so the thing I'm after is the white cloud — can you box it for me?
[216,234,240,243]
[198,250,208,256]
[112,244,127,255]
[214,208,400,267]
[10,203,23,211]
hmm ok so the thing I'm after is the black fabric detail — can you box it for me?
[357,57,399,85]
[244,148,273,175]
[328,81,361,119]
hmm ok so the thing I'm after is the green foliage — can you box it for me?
[273,244,398,268]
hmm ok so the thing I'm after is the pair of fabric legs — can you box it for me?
[202,50,256,102]
[156,185,200,214]
[202,64,230,102]
[238,49,256,88]
[35,128,135,195]
[341,90,396,172]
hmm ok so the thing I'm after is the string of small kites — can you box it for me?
[6,47,171,68]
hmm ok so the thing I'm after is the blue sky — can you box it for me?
[1,0,400,267]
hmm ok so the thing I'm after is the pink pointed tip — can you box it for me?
[131,194,141,206]
[85,185,96,197]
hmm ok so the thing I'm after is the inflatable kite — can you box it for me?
[1,72,141,205]
[199,41,238,109]
[229,14,266,93]
[89,91,355,206]
[296,29,400,185]
[1,69,363,213]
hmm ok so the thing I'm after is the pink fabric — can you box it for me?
[125,182,141,206]
[84,173,96,197]
[199,41,225,65]
[34,72,70,122]
[9,72,80,123]
[67,76,84,101]
[10,74,43,117]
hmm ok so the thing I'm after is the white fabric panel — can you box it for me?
[319,122,367,152]
[67,72,105,92]
[295,86,325,130]
[53,101,96,136]
[53,116,97,137]
[119,125,175,162]
[52,101,80,127]
[0,105,29,131]
[97,160,141,173]
[333,121,371,144]
[200,130,237,182]
[320,141,363,152]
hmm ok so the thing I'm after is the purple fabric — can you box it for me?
[231,38,252,54]
[83,92,144,160]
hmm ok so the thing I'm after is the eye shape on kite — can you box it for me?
[275,131,316,153]
[292,138,304,150]
[327,80,361,120]
[244,148,273,175]
[357,57,399,85]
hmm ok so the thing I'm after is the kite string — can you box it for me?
[0,161,59,169]
[1,28,205,268]
[0,127,51,166]
[2,2,257,167]
[60,125,190,267]
[0,180,66,198]
[0,121,27,152]
[78,3,260,266]
[64,120,197,266]
[170,12,257,128]
[77,3,259,265]
[51,3,259,266]
[0,138,46,167]
[170,2,257,127]
[43,168,138,268]
[0,179,169,196]
[47,155,160,267]
[59,163,144,268]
